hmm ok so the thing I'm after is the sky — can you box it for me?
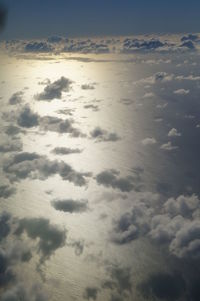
[1,0,200,39]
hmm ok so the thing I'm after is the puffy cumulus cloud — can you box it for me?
[62,40,109,54]
[39,116,84,137]
[3,152,89,186]
[0,184,16,198]
[96,169,142,192]
[15,105,84,136]
[51,147,82,155]
[15,217,66,263]
[9,91,24,105]
[122,38,165,53]
[173,88,190,95]
[160,141,178,151]
[83,287,99,300]
[24,41,53,52]
[141,137,157,145]
[90,127,120,142]
[5,125,23,136]
[17,105,39,128]
[181,34,199,42]
[35,77,72,100]
[168,128,181,137]
[51,199,88,213]
[112,192,200,260]
[138,272,185,301]
[180,40,195,49]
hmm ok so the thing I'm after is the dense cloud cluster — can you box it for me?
[113,194,200,260]
[3,152,89,186]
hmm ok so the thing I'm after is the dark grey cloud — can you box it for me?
[122,38,165,53]
[15,217,66,263]
[3,152,89,186]
[51,199,88,213]
[0,140,22,152]
[51,147,82,155]
[181,34,199,42]
[35,77,72,100]
[9,91,23,105]
[138,273,185,301]
[180,40,195,49]
[90,127,120,142]
[96,169,136,192]
[24,41,53,53]
[0,212,11,241]
[17,105,39,128]
[0,185,16,198]
[5,125,23,136]
[83,287,99,300]
[47,36,63,43]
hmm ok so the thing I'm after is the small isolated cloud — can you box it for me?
[81,84,95,90]
[90,127,120,142]
[9,91,24,105]
[160,141,178,151]
[51,199,88,213]
[141,137,157,145]
[96,169,136,192]
[35,77,72,100]
[51,147,82,155]
[84,104,99,111]
[83,287,99,300]
[173,89,190,95]
[168,128,181,137]
[142,92,155,99]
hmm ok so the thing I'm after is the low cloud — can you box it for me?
[160,141,178,151]
[3,152,89,186]
[141,137,157,145]
[168,128,181,137]
[90,127,120,142]
[51,199,88,213]
[9,91,24,105]
[35,77,72,100]
[51,147,82,155]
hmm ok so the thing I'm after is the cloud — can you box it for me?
[62,40,109,54]
[181,34,199,42]
[83,287,99,300]
[51,199,88,213]
[90,127,120,142]
[51,147,82,155]
[24,41,53,53]
[173,89,190,95]
[9,91,24,105]
[0,212,11,241]
[138,272,185,300]
[141,137,156,145]
[3,152,89,186]
[35,77,72,100]
[0,185,16,198]
[15,217,66,263]
[39,116,83,137]
[0,139,22,152]
[96,169,136,192]
[17,105,39,128]
[168,128,181,137]
[84,104,99,111]
[122,38,165,53]
[160,141,178,151]
[180,41,195,49]
[81,84,95,90]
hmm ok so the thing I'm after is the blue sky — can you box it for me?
[1,0,200,39]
